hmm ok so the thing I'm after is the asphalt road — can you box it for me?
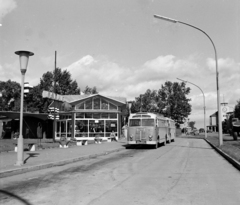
[1,137,240,205]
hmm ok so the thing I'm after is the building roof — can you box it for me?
[0,111,49,120]
[210,111,218,117]
[42,91,127,105]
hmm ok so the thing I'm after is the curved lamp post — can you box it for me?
[177,78,207,139]
[154,14,222,146]
[15,50,34,166]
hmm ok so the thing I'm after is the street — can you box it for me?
[1,137,240,205]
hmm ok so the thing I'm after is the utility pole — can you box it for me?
[53,51,57,142]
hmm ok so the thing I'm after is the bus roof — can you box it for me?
[129,112,164,119]
[129,112,175,122]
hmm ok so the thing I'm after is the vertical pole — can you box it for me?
[53,51,57,142]
[16,73,25,166]
[140,95,142,112]
[71,112,76,139]
[216,54,222,146]
[204,106,207,139]
[202,91,207,139]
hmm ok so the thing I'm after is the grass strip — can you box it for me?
[207,135,240,163]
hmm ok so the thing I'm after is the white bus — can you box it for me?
[127,112,175,148]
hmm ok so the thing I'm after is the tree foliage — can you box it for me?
[0,80,21,111]
[234,99,240,119]
[25,85,44,112]
[26,68,82,112]
[83,86,98,94]
[188,121,196,129]
[130,81,192,124]
[0,68,86,113]
[39,68,81,95]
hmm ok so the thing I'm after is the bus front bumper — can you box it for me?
[128,141,156,145]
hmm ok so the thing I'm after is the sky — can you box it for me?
[0,0,239,128]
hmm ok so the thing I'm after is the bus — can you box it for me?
[127,112,176,148]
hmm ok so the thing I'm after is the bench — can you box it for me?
[107,136,118,142]
[58,138,75,148]
[76,138,89,146]
[75,136,103,145]
[94,137,102,144]
[14,143,36,152]
[106,137,113,142]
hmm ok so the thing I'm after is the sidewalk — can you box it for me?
[179,132,240,171]
[0,138,127,178]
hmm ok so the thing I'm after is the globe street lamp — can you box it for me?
[15,50,34,166]
[154,14,222,146]
[177,78,207,139]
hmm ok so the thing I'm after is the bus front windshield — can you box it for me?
[129,119,154,127]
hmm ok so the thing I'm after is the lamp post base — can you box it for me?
[15,136,24,166]
[15,161,24,166]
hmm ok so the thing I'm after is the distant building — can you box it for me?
[207,102,233,132]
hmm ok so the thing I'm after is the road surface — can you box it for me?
[1,137,240,205]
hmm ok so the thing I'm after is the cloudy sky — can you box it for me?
[0,0,239,128]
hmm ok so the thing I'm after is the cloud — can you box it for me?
[65,54,200,99]
[0,0,17,21]
[0,61,20,82]
[206,57,240,103]
[207,57,240,74]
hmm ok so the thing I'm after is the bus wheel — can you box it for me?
[163,139,166,146]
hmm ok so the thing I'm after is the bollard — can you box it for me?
[77,141,82,146]
[29,144,36,151]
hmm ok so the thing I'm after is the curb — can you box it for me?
[0,147,125,178]
[205,139,240,171]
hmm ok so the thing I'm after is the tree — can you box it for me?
[26,68,81,113]
[83,86,98,94]
[0,80,21,111]
[159,81,192,124]
[234,99,240,119]
[39,68,81,95]
[130,81,192,125]
[25,85,45,113]
[131,89,164,113]
[188,121,196,129]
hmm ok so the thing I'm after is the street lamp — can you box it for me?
[154,14,222,146]
[177,78,207,139]
[15,50,34,166]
